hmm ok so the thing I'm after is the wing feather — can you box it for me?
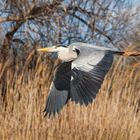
[70,51,113,105]
[44,62,72,117]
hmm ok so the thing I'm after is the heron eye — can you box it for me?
[73,48,80,55]
[55,44,60,48]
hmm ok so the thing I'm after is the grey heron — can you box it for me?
[37,42,138,117]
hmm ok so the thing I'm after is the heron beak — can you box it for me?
[37,46,58,52]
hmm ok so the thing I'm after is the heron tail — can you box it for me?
[113,50,140,56]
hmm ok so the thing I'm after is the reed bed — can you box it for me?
[0,50,140,140]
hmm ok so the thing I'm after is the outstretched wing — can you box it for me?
[70,50,113,105]
[44,50,113,116]
[44,61,72,117]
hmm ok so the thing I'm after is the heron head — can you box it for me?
[37,44,79,62]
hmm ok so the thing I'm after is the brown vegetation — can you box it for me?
[0,0,140,139]
[0,50,140,140]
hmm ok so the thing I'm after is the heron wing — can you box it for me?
[44,61,71,117]
[70,51,113,105]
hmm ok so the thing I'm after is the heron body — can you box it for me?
[37,42,120,117]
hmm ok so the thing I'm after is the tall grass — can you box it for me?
[0,50,140,140]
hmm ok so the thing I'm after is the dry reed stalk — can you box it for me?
[0,51,140,140]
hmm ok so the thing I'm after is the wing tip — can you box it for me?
[70,98,93,106]
[43,108,59,118]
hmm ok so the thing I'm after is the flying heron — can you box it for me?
[37,42,139,117]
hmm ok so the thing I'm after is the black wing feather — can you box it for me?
[44,61,72,117]
[70,51,113,105]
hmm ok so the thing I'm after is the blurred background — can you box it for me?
[0,0,140,140]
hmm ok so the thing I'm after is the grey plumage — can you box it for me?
[70,51,113,106]
[44,83,69,116]
[44,62,71,116]
[37,42,119,117]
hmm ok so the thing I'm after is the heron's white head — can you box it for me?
[37,45,79,62]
